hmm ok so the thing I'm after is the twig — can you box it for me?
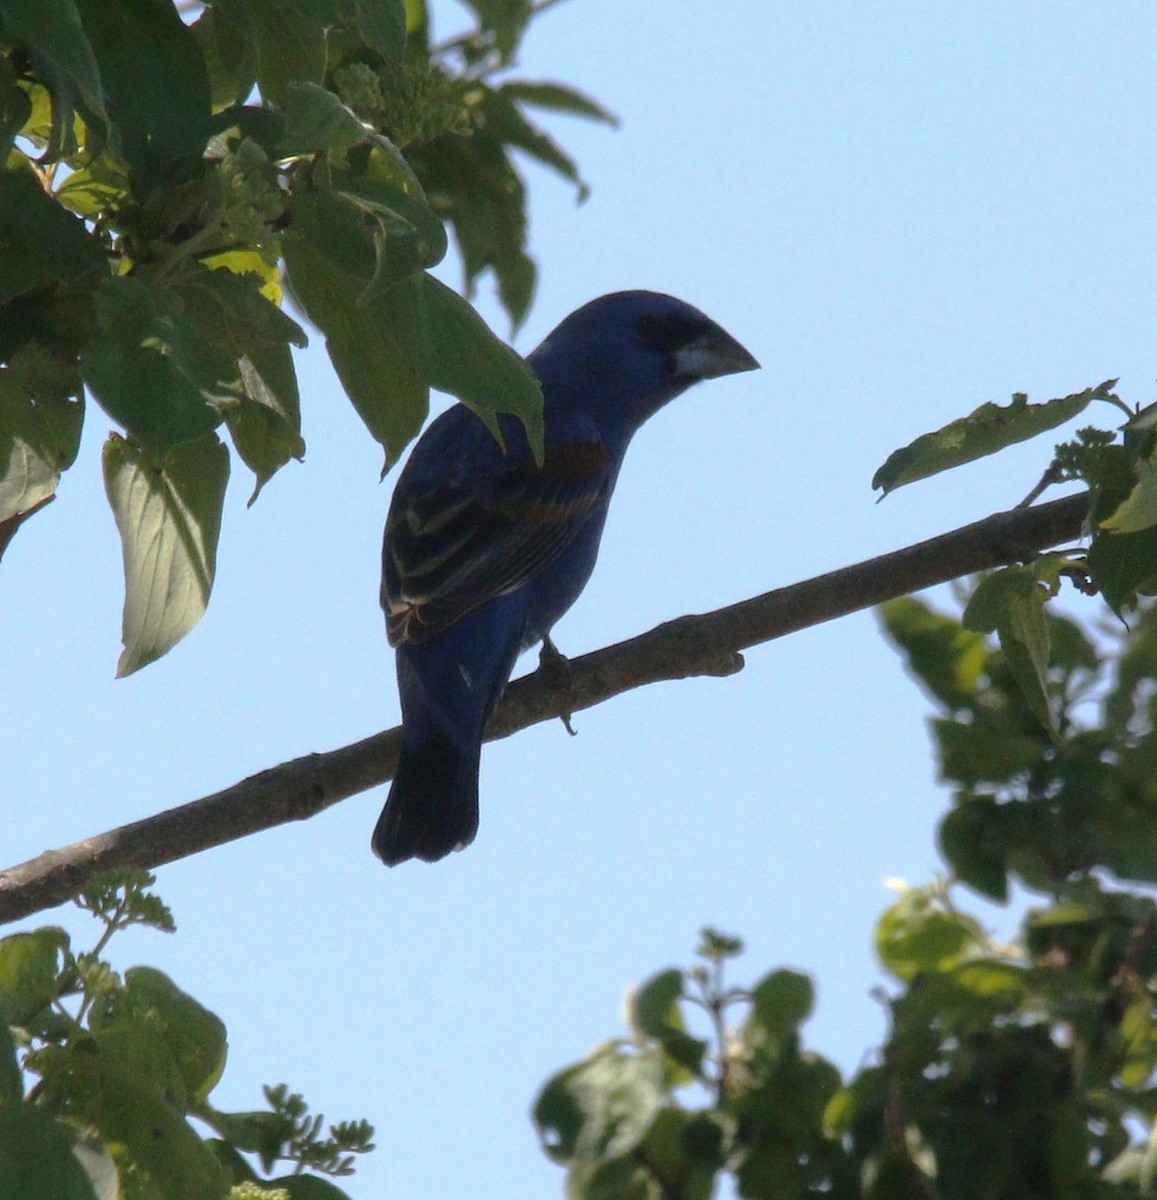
[0,492,1090,925]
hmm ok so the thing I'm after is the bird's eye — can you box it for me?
[635,312,708,354]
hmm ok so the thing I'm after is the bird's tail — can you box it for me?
[373,723,480,866]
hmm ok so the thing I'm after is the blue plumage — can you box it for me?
[374,290,758,865]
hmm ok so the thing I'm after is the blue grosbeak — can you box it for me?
[375,291,758,865]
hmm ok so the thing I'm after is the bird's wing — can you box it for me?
[382,439,609,645]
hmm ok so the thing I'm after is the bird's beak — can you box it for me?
[673,323,760,381]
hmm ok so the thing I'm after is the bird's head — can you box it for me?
[528,290,759,434]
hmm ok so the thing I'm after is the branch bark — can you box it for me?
[0,492,1089,925]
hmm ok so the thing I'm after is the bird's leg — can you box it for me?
[538,635,578,736]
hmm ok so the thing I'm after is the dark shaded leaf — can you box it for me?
[214,0,326,104]
[72,0,212,182]
[0,1105,98,1200]
[939,800,1010,901]
[748,969,814,1040]
[1089,524,1157,616]
[0,171,105,307]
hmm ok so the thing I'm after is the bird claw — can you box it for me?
[539,636,578,736]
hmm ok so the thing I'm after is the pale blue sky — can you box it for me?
[6,4,1157,1197]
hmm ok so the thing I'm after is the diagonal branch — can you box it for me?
[0,492,1089,925]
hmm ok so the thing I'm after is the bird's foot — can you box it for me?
[538,636,578,736]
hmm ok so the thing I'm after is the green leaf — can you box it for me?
[872,381,1118,496]
[82,276,235,462]
[0,1105,99,1200]
[71,0,212,182]
[281,82,369,156]
[0,1021,20,1105]
[227,353,306,502]
[1089,525,1157,616]
[628,969,684,1040]
[0,0,106,120]
[938,800,1009,901]
[338,0,406,63]
[214,0,327,104]
[83,1026,230,1200]
[102,433,230,676]
[190,4,257,111]
[933,719,1045,786]
[500,80,619,126]
[283,195,428,466]
[1100,455,1157,534]
[533,1045,667,1166]
[91,968,228,1104]
[963,567,1057,737]
[0,928,68,1025]
[483,87,590,200]
[173,264,306,498]
[748,969,814,1040]
[269,1175,358,1200]
[0,170,106,307]
[876,890,976,980]
[460,0,531,58]
[418,273,543,460]
[628,969,706,1080]
[0,377,81,527]
[879,596,989,711]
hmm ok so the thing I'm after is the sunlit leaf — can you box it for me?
[103,433,229,676]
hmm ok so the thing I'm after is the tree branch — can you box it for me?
[0,492,1089,924]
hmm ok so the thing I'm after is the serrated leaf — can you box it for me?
[0,1105,99,1200]
[103,433,229,676]
[0,928,68,1025]
[500,80,619,126]
[872,381,1118,496]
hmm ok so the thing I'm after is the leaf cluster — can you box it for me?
[0,0,614,673]
[0,869,373,1200]
[537,907,1157,1198]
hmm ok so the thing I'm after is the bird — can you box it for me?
[374,290,759,865]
